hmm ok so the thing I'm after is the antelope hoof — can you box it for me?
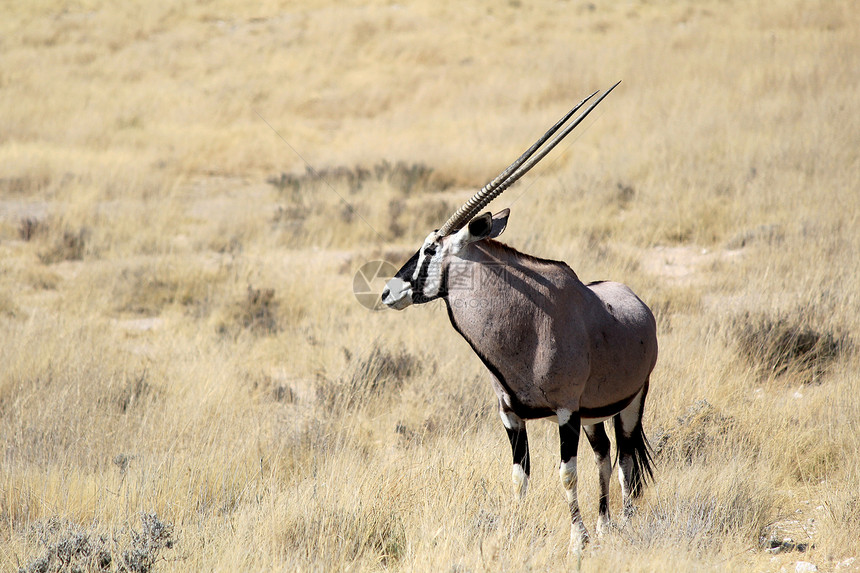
[596,514,611,537]
[569,521,589,554]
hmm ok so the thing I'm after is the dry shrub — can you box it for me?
[0,174,51,195]
[345,344,421,395]
[268,160,455,197]
[38,228,89,264]
[217,285,281,336]
[377,160,456,195]
[733,311,850,381]
[285,419,350,466]
[114,262,225,317]
[104,370,154,415]
[19,217,42,241]
[652,400,735,464]
[317,344,422,412]
[823,493,860,529]
[215,284,308,338]
[236,285,279,334]
[0,292,19,318]
[4,364,160,469]
[269,161,458,243]
[20,513,174,573]
[247,372,296,405]
[388,196,453,240]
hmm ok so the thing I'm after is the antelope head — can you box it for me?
[381,82,620,310]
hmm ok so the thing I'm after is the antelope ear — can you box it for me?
[466,212,494,241]
[463,208,509,244]
[451,209,509,254]
[489,208,509,239]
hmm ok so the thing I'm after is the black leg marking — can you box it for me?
[584,422,612,521]
[584,421,611,458]
[505,425,530,476]
[559,412,581,464]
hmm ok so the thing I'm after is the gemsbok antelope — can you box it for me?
[381,83,658,551]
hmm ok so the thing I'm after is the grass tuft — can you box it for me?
[38,228,89,264]
[317,344,422,412]
[624,467,776,552]
[222,285,280,336]
[0,292,19,318]
[280,503,407,566]
[652,400,735,464]
[18,217,42,242]
[733,311,850,381]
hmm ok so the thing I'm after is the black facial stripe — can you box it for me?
[394,241,446,305]
[393,251,420,282]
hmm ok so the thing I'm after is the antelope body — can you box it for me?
[381,84,657,551]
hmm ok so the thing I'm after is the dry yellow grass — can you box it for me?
[2,0,859,571]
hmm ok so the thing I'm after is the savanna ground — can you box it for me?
[1,0,859,571]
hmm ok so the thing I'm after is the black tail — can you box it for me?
[614,379,654,498]
[620,420,654,498]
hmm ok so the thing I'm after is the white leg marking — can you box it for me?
[580,414,614,425]
[499,409,524,431]
[596,513,610,536]
[559,458,577,504]
[617,388,644,432]
[512,463,529,498]
[618,455,634,516]
[556,408,572,426]
[560,458,589,553]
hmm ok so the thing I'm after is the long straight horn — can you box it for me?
[437,81,621,236]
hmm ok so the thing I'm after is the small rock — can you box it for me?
[836,557,856,570]
[795,562,817,573]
